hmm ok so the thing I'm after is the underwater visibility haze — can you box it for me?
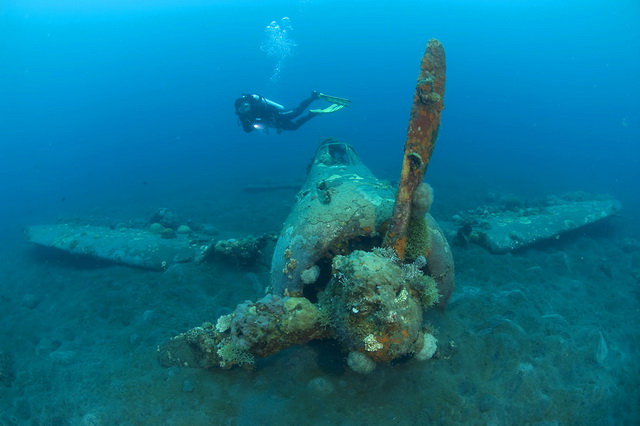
[0,0,639,424]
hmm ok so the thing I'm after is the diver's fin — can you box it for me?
[310,103,346,114]
[316,93,351,106]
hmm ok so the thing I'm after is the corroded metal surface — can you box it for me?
[270,141,395,296]
[25,224,203,270]
[465,199,622,253]
[424,214,455,308]
[384,39,446,259]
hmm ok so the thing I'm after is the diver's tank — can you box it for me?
[260,96,285,111]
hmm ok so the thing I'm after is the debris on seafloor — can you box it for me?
[203,234,276,266]
[159,39,452,374]
[448,193,622,254]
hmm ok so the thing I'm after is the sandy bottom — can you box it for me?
[1,191,639,425]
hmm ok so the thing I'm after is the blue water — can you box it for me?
[1,0,639,424]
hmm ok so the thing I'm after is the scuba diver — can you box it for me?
[234,91,350,133]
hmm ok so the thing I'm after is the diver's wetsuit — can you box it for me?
[235,93,318,133]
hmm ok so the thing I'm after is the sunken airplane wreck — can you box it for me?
[25,40,620,373]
